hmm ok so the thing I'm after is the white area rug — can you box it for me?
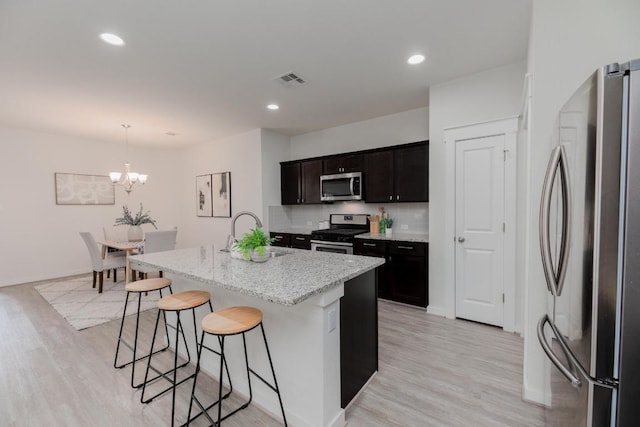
[35,276,160,331]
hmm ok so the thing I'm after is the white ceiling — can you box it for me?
[0,0,531,148]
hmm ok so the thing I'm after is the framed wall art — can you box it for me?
[196,174,213,217]
[212,171,231,218]
[54,173,115,205]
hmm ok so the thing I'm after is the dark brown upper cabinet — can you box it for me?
[393,143,429,202]
[281,140,428,205]
[280,159,323,205]
[323,154,364,175]
[364,150,395,203]
[365,142,428,203]
[281,162,301,205]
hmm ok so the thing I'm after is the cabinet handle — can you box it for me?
[396,195,400,201]
[275,236,283,240]
[363,243,376,247]
[389,195,392,201]
[301,198,304,203]
[397,245,414,250]
[297,198,300,203]
[295,237,305,241]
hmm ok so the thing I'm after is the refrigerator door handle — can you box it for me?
[539,314,619,390]
[537,314,582,388]
[539,146,572,296]
[555,146,572,296]
[540,146,562,295]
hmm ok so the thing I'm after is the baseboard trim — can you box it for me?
[0,269,90,288]
[426,305,446,317]
[522,380,551,407]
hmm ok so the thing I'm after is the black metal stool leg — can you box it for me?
[141,308,163,403]
[260,322,288,426]
[130,292,143,388]
[170,311,181,427]
[217,336,225,426]
[114,291,131,368]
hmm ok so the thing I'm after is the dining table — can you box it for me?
[97,240,144,284]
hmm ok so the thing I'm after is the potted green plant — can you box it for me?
[234,227,275,262]
[114,203,157,242]
[384,217,394,236]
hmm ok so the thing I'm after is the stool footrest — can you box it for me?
[180,390,232,427]
[140,358,191,390]
[249,368,278,394]
[141,372,196,403]
[114,341,169,369]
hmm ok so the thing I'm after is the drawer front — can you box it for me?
[290,234,311,249]
[388,241,426,257]
[354,239,386,256]
[270,232,291,247]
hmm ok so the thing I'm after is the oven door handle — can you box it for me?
[311,240,353,247]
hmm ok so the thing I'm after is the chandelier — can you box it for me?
[109,124,148,194]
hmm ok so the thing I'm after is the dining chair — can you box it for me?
[80,232,127,293]
[135,229,178,280]
[102,226,126,279]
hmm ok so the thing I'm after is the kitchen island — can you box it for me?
[129,246,383,427]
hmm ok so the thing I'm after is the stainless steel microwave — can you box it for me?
[320,172,363,202]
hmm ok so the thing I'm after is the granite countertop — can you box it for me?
[129,246,384,307]
[356,232,429,243]
[269,227,315,235]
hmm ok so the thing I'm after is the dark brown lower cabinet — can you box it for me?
[387,241,428,307]
[290,234,311,250]
[340,269,377,408]
[270,232,291,247]
[354,239,428,308]
[269,232,311,250]
[354,239,388,299]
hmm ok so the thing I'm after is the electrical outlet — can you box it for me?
[400,224,409,230]
[328,309,336,332]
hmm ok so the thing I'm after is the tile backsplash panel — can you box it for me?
[269,203,428,234]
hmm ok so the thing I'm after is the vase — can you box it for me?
[128,225,143,242]
[385,228,393,237]
[250,248,270,263]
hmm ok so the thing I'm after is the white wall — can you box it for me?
[290,107,429,160]
[179,129,265,250]
[0,127,182,286]
[260,129,290,232]
[522,0,640,404]
[427,61,527,316]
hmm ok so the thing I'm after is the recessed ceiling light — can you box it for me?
[407,54,425,65]
[100,33,125,46]
[267,104,280,111]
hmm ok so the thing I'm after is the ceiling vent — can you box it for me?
[274,71,307,87]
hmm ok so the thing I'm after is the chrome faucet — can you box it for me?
[223,211,263,251]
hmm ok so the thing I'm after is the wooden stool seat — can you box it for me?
[202,306,263,335]
[125,277,172,293]
[157,290,210,311]
[186,304,287,426]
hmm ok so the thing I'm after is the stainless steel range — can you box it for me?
[310,214,369,254]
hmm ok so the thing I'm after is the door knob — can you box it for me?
[457,237,465,243]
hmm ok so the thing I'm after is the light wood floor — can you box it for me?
[0,276,544,426]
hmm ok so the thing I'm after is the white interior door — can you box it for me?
[455,134,505,326]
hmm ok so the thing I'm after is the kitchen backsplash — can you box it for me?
[269,202,429,234]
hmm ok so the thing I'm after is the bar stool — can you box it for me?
[141,290,215,427]
[114,277,173,388]
[185,306,287,426]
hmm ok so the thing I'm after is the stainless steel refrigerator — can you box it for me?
[537,59,640,426]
